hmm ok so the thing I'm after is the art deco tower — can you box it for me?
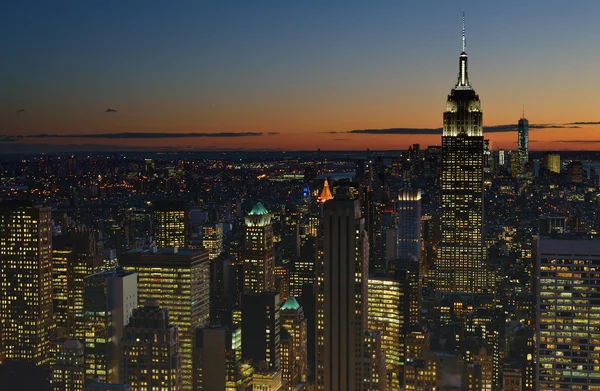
[436,14,488,294]
[518,109,529,163]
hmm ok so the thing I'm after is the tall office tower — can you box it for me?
[517,112,529,163]
[367,273,408,390]
[152,200,188,249]
[397,189,422,262]
[540,153,560,174]
[243,202,275,293]
[83,269,137,383]
[121,248,210,391]
[280,297,308,386]
[53,232,103,339]
[0,202,53,365]
[437,15,488,294]
[241,292,281,371]
[51,339,85,391]
[121,301,181,391]
[536,235,600,390]
[566,160,584,183]
[193,325,252,391]
[315,193,370,391]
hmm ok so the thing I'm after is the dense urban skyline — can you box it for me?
[2,1,600,153]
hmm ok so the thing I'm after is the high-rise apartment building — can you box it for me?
[437,16,488,294]
[0,202,53,365]
[397,190,422,263]
[51,339,85,391]
[121,247,210,391]
[193,325,252,391]
[83,269,138,383]
[243,202,275,293]
[536,235,600,390]
[315,193,370,391]
[121,301,181,391]
[152,200,188,249]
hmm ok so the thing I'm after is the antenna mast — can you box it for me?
[462,10,466,53]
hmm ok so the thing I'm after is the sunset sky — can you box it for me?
[2,0,600,153]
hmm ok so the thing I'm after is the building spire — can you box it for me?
[522,103,525,119]
[456,11,470,88]
[462,10,466,53]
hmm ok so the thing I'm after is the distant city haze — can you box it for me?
[2,1,600,152]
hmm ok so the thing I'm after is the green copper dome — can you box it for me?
[249,202,269,216]
[281,297,300,311]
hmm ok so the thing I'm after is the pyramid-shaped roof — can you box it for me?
[249,202,269,216]
[281,297,301,311]
[317,179,333,203]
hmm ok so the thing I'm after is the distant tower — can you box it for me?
[518,107,529,163]
[316,179,333,203]
[0,202,53,365]
[243,202,275,293]
[436,12,488,294]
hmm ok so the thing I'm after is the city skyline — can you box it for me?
[3,1,600,153]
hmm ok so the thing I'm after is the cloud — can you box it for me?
[333,138,349,141]
[566,122,600,125]
[345,123,579,135]
[554,140,600,143]
[267,132,280,135]
[1,132,265,140]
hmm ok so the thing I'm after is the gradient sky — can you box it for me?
[2,0,600,152]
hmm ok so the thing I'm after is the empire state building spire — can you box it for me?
[457,10,470,88]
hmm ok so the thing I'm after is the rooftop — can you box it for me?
[281,297,301,311]
[249,202,269,216]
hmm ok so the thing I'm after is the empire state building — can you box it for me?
[435,15,488,294]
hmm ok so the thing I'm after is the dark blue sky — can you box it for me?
[2,1,600,151]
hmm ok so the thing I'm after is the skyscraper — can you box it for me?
[243,202,275,293]
[121,301,181,391]
[315,192,370,391]
[152,200,188,249]
[536,235,600,390]
[0,201,53,365]
[83,269,138,384]
[436,15,488,294]
[121,248,210,391]
[517,111,529,163]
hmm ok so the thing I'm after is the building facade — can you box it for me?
[52,339,85,391]
[536,236,600,390]
[152,200,188,249]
